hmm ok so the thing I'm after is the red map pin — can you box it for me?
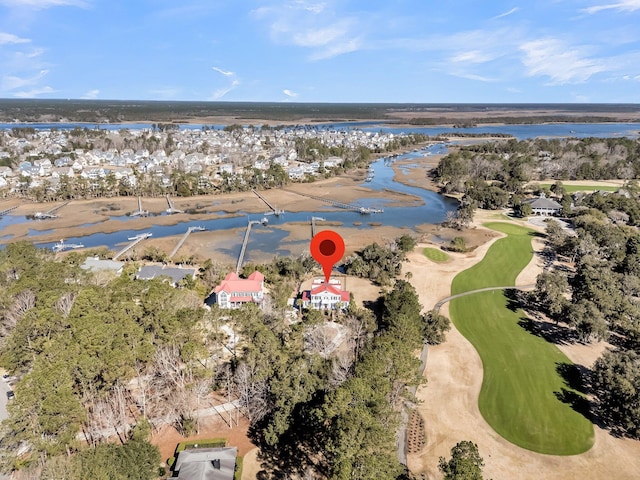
[310,230,345,284]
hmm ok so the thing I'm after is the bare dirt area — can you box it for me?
[151,415,257,474]
[403,218,640,480]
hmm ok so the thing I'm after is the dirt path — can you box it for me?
[404,218,640,480]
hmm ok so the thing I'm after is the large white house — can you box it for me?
[214,271,265,309]
[300,278,350,311]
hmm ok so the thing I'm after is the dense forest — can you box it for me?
[527,196,640,438]
[0,235,452,479]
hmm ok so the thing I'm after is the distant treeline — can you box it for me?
[1,99,639,124]
[409,116,640,126]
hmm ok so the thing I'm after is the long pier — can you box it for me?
[252,189,284,216]
[282,188,383,214]
[236,220,265,273]
[113,233,152,260]
[34,200,71,219]
[0,205,18,216]
[169,226,205,259]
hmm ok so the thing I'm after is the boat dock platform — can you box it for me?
[113,232,152,260]
[34,200,71,219]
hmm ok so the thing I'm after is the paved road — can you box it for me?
[433,284,536,313]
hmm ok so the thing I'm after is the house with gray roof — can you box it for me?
[523,196,562,216]
[81,256,124,274]
[136,265,196,286]
[172,447,237,480]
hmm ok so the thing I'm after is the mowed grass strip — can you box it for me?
[450,222,594,455]
[423,247,450,262]
[539,183,619,193]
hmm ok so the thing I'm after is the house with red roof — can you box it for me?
[300,278,350,311]
[214,271,265,309]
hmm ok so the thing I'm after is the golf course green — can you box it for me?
[449,222,594,455]
[423,247,450,262]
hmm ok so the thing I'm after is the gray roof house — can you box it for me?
[136,265,196,286]
[172,447,237,480]
[523,196,562,216]
[81,256,124,274]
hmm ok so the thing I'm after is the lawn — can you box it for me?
[539,183,619,193]
[422,247,450,262]
[449,222,594,455]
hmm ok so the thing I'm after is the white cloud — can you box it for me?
[494,7,519,19]
[13,86,54,97]
[283,89,298,97]
[81,89,99,99]
[212,66,234,77]
[520,38,606,84]
[252,1,363,60]
[2,69,48,90]
[450,50,495,64]
[209,79,239,100]
[294,0,326,14]
[309,37,361,60]
[583,0,640,14]
[0,32,30,45]
[0,0,88,8]
[291,24,348,47]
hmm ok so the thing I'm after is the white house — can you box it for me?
[214,271,265,309]
[300,278,350,311]
[523,195,562,216]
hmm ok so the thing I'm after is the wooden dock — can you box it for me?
[311,216,326,238]
[113,232,152,260]
[34,200,71,219]
[165,194,183,214]
[282,189,383,214]
[0,205,18,216]
[131,196,148,217]
[252,189,284,216]
[236,219,266,273]
[169,226,205,259]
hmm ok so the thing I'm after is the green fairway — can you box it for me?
[423,247,450,262]
[539,183,619,193]
[449,222,594,455]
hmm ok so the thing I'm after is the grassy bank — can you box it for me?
[449,222,594,455]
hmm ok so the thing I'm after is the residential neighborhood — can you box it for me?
[0,125,402,199]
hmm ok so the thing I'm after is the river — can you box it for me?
[0,143,458,260]
[1,121,638,261]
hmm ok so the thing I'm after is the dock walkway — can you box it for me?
[252,189,284,216]
[113,233,152,260]
[282,188,383,214]
[169,226,205,259]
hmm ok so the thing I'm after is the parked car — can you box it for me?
[7,390,15,400]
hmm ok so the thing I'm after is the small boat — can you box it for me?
[261,217,269,224]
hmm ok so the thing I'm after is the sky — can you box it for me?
[0,0,640,103]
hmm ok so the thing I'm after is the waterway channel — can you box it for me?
[0,144,458,261]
